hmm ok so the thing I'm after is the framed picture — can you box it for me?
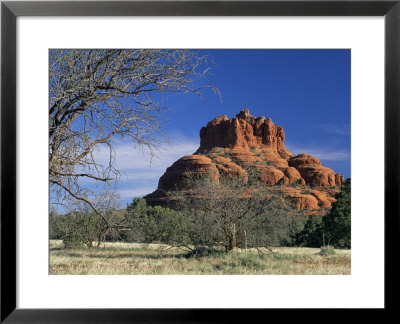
[1,0,398,322]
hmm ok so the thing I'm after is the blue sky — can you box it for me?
[96,49,351,207]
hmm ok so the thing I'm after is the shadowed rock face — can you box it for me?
[145,109,344,213]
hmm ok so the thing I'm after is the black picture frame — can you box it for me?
[1,0,399,322]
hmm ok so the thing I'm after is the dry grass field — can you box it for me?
[49,240,351,275]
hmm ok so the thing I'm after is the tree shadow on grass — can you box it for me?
[49,247,64,252]
[66,252,83,258]
[85,252,189,260]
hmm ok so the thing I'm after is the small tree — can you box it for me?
[54,191,125,248]
[169,170,302,252]
[125,198,190,248]
[123,198,148,243]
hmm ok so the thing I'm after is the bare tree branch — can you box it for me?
[49,49,219,229]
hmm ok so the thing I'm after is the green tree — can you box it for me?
[295,178,351,249]
[322,178,351,248]
[125,198,190,247]
[283,214,309,247]
[295,215,323,248]
[50,192,126,248]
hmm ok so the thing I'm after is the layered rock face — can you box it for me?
[145,109,344,213]
[197,109,292,159]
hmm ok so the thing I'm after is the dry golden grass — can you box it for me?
[49,240,351,275]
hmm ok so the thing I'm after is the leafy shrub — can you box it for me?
[125,198,190,246]
[50,208,124,248]
[144,205,190,245]
[209,147,223,154]
[62,233,85,249]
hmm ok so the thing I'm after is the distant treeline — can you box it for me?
[50,176,351,251]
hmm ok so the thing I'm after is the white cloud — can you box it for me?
[91,135,200,201]
[315,124,351,136]
[286,143,350,161]
[94,135,199,172]
[118,188,158,199]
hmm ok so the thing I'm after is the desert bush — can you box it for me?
[62,233,85,249]
[209,147,224,154]
[50,207,126,249]
[125,198,191,247]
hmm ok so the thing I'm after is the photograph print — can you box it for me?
[49,49,351,275]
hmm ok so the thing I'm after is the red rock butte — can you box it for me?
[145,109,344,213]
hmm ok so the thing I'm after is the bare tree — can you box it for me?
[169,170,303,252]
[49,49,218,226]
[52,190,125,248]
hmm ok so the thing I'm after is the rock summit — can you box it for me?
[145,109,344,213]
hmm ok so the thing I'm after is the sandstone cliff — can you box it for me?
[145,109,344,213]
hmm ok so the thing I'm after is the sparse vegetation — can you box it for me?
[262,160,276,167]
[276,178,285,186]
[168,170,304,252]
[209,147,224,154]
[49,240,350,275]
[49,176,351,275]
[48,50,351,276]
[230,157,243,166]
[50,194,126,248]
[289,179,302,188]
